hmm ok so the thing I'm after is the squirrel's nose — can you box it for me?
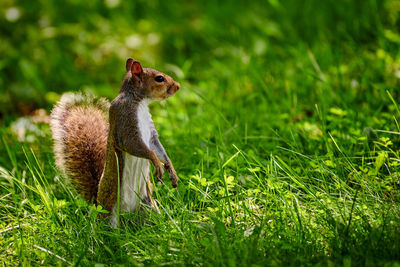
[175,82,180,91]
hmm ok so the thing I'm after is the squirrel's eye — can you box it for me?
[155,75,165,82]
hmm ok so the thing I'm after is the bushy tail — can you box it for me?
[50,92,110,202]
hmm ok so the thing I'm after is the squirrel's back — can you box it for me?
[50,93,110,202]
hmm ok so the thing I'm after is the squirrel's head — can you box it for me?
[124,58,180,100]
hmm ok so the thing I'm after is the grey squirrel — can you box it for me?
[50,58,180,224]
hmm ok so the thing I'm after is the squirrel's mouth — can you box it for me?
[166,88,174,96]
[166,84,180,97]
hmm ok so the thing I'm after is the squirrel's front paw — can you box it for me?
[169,171,178,188]
[153,164,164,182]
[164,162,178,188]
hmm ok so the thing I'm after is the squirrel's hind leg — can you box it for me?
[109,176,159,228]
[140,178,160,214]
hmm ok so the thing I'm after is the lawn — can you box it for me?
[1,0,400,265]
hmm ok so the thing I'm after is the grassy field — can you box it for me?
[1,0,400,265]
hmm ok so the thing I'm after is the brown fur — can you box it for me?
[50,93,109,202]
[97,63,179,213]
[51,59,180,216]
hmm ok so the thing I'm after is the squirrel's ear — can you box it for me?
[131,61,142,76]
[126,58,134,72]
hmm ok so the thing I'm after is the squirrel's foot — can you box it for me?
[141,197,160,214]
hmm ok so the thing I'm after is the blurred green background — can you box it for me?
[1,0,399,119]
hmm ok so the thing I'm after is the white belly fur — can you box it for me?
[120,154,150,212]
[119,99,153,212]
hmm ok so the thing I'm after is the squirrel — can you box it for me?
[50,58,180,225]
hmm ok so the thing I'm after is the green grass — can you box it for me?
[1,0,400,265]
